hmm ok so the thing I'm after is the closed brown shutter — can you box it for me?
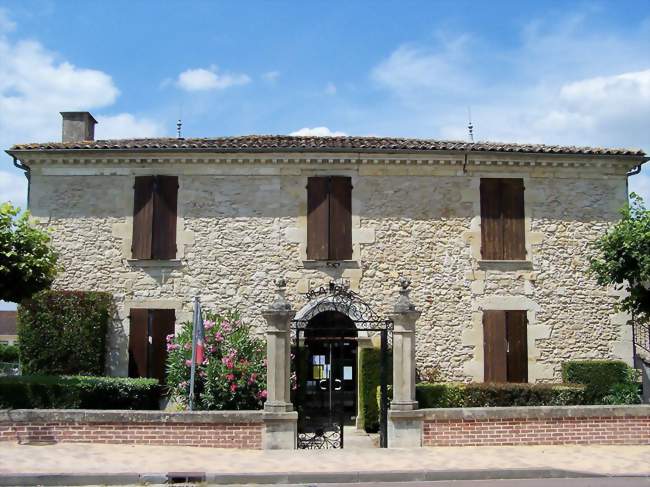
[502,179,526,260]
[152,176,178,259]
[150,309,175,384]
[483,310,507,382]
[480,179,503,260]
[506,310,528,383]
[329,176,352,260]
[307,177,330,260]
[128,308,149,378]
[132,176,154,259]
[480,178,525,260]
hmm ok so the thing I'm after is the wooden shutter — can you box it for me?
[128,308,149,378]
[480,179,503,260]
[480,178,525,260]
[329,176,352,260]
[150,309,175,384]
[132,176,154,259]
[483,310,507,382]
[506,310,528,383]
[307,177,330,260]
[501,179,526,260]
[152,176,178,259]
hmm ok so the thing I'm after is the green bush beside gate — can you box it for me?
[415,382,586,408]
[358,347,392,433]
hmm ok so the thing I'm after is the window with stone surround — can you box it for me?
[483,310,528,383]
[480,178,526,260]
[132,176,178,260]
[128,308,175,383]
[307,176,352,261]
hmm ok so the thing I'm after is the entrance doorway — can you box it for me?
[302,311,357,432]
[292,282,392,449]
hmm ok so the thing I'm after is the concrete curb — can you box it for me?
[1,468,647,486]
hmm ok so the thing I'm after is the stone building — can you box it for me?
[7,112,648,442]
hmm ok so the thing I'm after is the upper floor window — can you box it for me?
[307,176,352,261]
[132,175,178,260]
[480,178,525,260]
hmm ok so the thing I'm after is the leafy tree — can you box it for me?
[0,202,58,303]
[590,193,650,321]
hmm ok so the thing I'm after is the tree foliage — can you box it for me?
[590,193,650,320]
[0,202,58,303]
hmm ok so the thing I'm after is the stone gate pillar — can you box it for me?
[262,278,297,449]
[388,277,423,447]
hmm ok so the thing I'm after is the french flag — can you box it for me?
[195,318,206,365]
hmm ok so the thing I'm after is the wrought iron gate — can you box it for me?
[292,282,392,449]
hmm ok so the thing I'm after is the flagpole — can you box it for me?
[189,296,200,411]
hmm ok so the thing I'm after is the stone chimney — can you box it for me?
[61,112,97,142]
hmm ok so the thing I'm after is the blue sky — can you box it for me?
[0,1,649,308]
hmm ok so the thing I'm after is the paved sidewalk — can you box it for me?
[0,442,648,484]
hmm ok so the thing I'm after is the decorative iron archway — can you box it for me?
[292,282,393,449]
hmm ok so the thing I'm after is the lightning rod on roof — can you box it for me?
[177,119,182,139]
[467,106,474,143]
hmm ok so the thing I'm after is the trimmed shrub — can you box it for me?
[0,343,19,362]
[562,360,630,403]
[415,382,586,408]
[359,347,392,433]
[0,375,161,409]
[18,290,112,376]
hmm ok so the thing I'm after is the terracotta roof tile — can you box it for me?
[8,135,646,156]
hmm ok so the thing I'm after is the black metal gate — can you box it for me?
[292,282,392,449]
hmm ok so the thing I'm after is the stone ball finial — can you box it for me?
[274,277,287,290]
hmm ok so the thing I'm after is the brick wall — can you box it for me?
[0,421,263,448]
[422,405,650,447]
[0,410,271,449]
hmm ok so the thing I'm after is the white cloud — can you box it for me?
[96,113,164,139]
[177,66,251,92]
[0,169,28,209]
[371,35,472,97]
[0,9,164,210]
[262,71,280,83]
[290,127,347,137]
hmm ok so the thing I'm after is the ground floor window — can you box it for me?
[128,308,175,383]
[482,310,528,383]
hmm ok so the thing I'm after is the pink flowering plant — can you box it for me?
[166,310,267,410]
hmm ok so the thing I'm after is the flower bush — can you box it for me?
[166,310,267,410]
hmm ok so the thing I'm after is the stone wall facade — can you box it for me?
[23,150,635,381]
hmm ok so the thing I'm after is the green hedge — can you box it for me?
[18,290,112,375]
[358,347,392,433]
[0,343,19,362]
[0,376,161,409]
[562,360,630,403]
[415,382,586,408]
